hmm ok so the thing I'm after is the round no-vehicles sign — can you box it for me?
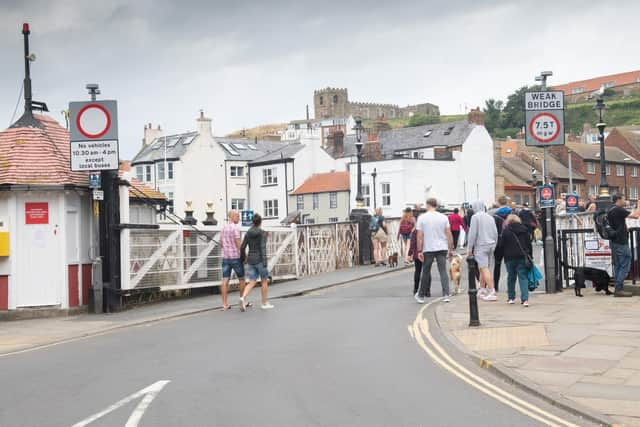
[529,112,560,143]
[69,100,118,142]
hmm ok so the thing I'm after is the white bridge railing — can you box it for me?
[122,221,360,291]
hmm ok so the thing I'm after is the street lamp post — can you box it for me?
[349,117,372,265]
[354,118,365,208]
[595,98,610,209]
[371,167,377,209]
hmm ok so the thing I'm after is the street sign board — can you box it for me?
[89,173,101,189]
[539,184,555,208]
[241,210,254,227]
[565,193,579,213]
[70,140,119,171]
[92,190,104,201]
[525,91,565,147]
[69,101,118,142]
[68,100,119,172]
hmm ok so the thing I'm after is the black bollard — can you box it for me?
[467,256,480,327]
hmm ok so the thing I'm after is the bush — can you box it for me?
[407,114,440,127]
[494,128,520,138]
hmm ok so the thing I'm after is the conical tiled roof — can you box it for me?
[0,114,88,186]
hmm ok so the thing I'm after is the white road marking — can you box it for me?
[71,380,170,427]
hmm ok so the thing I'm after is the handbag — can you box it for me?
[527,265,543,291]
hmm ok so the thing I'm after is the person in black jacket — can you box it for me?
[500,214,533,306]
[239,214,274,311]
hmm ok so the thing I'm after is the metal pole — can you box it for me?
[372,169,377,208]
[568,149,573,193]
[356,148,363,205]
[467,256,480,327]
[22,24,32,114]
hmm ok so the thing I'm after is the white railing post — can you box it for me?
[177,225,185,286]
[305,227,312,275]
[335,223,339,270]
[292,225,300,278]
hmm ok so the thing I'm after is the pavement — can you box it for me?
[0,264,403,356]
[0,268,586,427]
[436,287,640,426]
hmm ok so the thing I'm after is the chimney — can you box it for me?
[332,130,344,157]
[143,123,164,146]
[363,133,383,161]
[196,110,213,136]
[468,107,485,126]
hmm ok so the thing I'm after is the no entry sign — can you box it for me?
[539,184,555,208]
[68,100,119,171]
[525,91,565,147]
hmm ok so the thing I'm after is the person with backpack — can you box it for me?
[605,195,640,297]
[370,207,388,266]
[492,196,512,292]
[518,202,538,242]
[448,208,466,251]
[398,207,416,264]
[467,201,499,301]
[501,214,534,306]
[239,213,274,310]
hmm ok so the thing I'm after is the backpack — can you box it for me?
[399,219,413,235]
[369,215,380,232]
[493,214,506,236]
[595,209,617,240]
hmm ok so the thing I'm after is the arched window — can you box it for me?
[333,94,338,104]
[319,96,324,105]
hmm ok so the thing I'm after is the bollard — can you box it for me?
[467,256,480,327]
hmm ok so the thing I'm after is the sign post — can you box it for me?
[526,86,565,294]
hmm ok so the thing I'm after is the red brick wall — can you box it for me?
[68,265,79,308]
[0,276,7,310]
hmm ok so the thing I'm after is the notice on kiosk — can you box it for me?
[525,91,564,110]
[70,140,119,171]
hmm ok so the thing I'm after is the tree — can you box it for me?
[482,98,503,134]
[407,114,440,127]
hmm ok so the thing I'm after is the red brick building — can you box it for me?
[553,70,640,103]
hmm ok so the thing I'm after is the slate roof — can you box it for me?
[248,143,305,164]
[511,142,587,181]
[290,171,350,195]
[331,120,475,158]
[216,138,289,161]
[0,114,88,187]
[566,142,640,164]
[611,126,640,154]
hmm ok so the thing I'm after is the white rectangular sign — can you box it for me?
[92,190,104,201]
[70,140,119,171]
[525,91,564,110]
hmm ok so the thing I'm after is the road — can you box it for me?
[0,269,588,427]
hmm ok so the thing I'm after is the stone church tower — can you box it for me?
[314,88,349,118]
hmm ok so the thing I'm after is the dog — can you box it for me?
[388,252,398,268]
[561,262,613,297]
[449,255,463,294]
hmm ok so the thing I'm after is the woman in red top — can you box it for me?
[397,207,416,264]
[448,208,466,250]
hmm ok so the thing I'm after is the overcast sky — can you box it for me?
[2,0,639,159]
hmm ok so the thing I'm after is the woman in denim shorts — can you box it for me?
[239,213,274,311]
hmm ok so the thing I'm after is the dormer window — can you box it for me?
[423,130,433,137]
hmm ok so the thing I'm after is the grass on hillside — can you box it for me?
[565,96,640,132]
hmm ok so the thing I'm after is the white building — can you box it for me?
[281,116,356,142]
[335,110,496,215]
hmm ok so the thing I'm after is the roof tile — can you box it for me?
[290,171,350,195]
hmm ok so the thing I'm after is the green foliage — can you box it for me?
[483,98,503,134]
[602,87,616,97]
[565,97,640,133]
[407,114,441,127]
[493,128,520,139]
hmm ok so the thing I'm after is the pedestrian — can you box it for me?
[518,202,537,241]
[463,206,474,247]
[398,207,416,264]
[492,195,512,292]
[448,208,466,250]
[467,201,499,301]
[586,194,597,212]
[607,195,640,297]
[415,198,454,303]
[501,214,533,306]
[370,207,388,266]
[220,210,247,310]
[239,213,274,310]
[407,227,422,295]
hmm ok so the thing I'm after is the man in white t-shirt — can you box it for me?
[415,198,454,303]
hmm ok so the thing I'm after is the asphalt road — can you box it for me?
[0,269,582,427]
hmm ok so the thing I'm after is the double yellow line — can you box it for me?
[409,301,579,427]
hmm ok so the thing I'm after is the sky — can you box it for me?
[1,0,639,159]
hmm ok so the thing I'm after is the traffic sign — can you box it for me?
[92,190,104,201]
[241,210,254,227]
[89,173,101,189]
[68,100,119,172]
[539,184,555,208]
[525,91,565,147]
[565,193,579,213]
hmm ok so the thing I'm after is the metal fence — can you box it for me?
[124,221,360,291]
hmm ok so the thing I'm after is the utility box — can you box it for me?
[0,232,9,256]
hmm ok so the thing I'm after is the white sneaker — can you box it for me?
[507,299,515,304]
[443,295,451,303]
[523,301,529,307]
[239,297,246,312]
[483,291,497,302]
[477,288,488,298]
[261,302,274,310]
[414,293,425,304]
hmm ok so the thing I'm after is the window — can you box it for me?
[514,194,522,205]
[263,199,279,218]
[136,166,144,181]
[231,198,245,210]
[305,218,315,225]
[606,164,611,176]
[586,162,595,174]
[313,193,319,209]
[333,94,338,104]
[262,168,277,185]
[145,165,152,182]
[589,185,599,196]
[362,184,370,207]
[633,167,638,177]
[329,192,338,209]
[297,195,304,210]
[572,87,584,94]
[157,162,165,180]
[230,166,244,177]
[616,164,625,176]
[629,187,638,200]
[523,194,531,206]
[329,217,339,223]
[167,192,174,214]
[167,162,174,180]
[319,96,324,105]
[382,183,391,206]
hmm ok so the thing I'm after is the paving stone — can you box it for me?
[579,375,626,385]
[567,381,640,400]
[618,357,640,370]
[518,349,561,357]
[562,343,634,361]
[520,356,615,375]
[624,372,640,386]
[453,325,549,351]
[604,368,637,379]
[570,396,640,418]
[498,356,536,368]
[582,334,640,347]
[514,369,582,387]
